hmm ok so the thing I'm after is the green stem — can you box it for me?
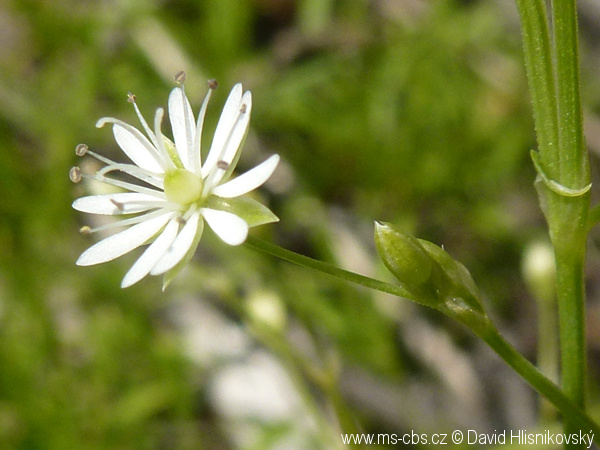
[516,1,590,446]
[514,0,559,171]
[551,2,589,445]
[554,238,588,443]
[477,324,600,441]
[245,236,414,300]
[246,237,600,442]
[552,0,587,188]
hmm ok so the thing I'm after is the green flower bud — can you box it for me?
[375,222,489,331]
[374,221,434,298]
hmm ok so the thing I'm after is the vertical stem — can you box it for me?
[554,238,588,444]
[514,0,559,170]
[552,0,587,187]
[551,3,589,446]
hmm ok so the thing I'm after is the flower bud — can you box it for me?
[522,241,555,303]
[375,222,488,330]
[374,222,434,299]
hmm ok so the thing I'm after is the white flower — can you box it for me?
[72,73,279,289]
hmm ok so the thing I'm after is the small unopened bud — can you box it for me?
[375,221,433,290]
[217,160,230,171]
[522,241,555,302]
[175,71,186,84]
[375,221,487,323]
[207,79,218,90]
[79,226,92,235]
[127,92,136,103]
[69,167,82,183]
[75,144,88,156]
[246,291,286,332]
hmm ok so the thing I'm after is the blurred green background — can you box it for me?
[1,0,600,448]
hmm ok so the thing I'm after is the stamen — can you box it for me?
[130,98,160,150]
[96,164,164,189]
[175,71,187,84]
[96,117,169,171]
[217,160,230,170]
[207,79,218,90]
[192,85,214,173]
[153,108,176,170]
[84,149,164,189]
[70,167,82,183]
[79,226,92,235]
[75,143,88,156]
[181,203,198,222]
[79,210,175,235]
[201,97,248,193]
[176,216,187,225]
[81,172,166,198]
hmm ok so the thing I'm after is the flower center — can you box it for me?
[164,169,203,205]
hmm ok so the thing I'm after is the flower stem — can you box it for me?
[246,237,600,442]
[476,324,600,442]
[245,236,414,300]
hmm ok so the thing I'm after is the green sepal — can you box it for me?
[204,195,279,227]
[162,219,204,291]
[417,240,485,314]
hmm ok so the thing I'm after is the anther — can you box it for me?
[175,71,187,84]
[207,79,218,90]
[110,198,125,211]
[239,103,247,114]
[75,143,88,156]
[79,226,92,235]
[176,216,187,225]
[217,160,230,171]
[69,167,82,183]
[127,92,136,103]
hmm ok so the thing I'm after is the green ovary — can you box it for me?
[164,169,203,205]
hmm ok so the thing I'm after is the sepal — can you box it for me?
[205,195,279,227]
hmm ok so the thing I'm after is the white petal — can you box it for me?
[201,84,244,178]
[72,193,167,215]
[217,91,252,171]
[97,118,165,173]
[168,86,195,170]
[201,208,248,246]
[121,218,180,288]
[150,212,203,275]
[76,212,174,266]
[211,155,279,198]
